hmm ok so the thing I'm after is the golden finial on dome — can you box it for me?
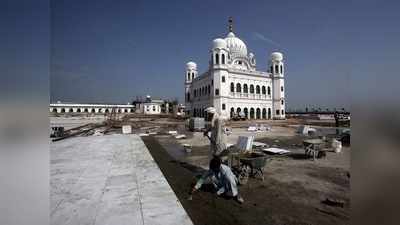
[228,16,233,32]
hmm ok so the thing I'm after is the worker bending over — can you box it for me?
[190,157,244,204]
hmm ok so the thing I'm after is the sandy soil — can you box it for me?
[141,128,350,225]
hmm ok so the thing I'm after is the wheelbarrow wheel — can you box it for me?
[238,165,251,185]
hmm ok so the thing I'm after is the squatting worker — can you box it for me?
[203,107,227,157]
[190,156,244,203]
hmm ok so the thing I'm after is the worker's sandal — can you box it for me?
[235,195,244,204]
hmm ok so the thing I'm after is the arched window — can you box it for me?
[77,108,81,113]
[243,84,248,93]
[230,107,235,118]
[281,109,284,115]
[69,108,73,113]
[250,85,254,93]
[270,66,273,73]
[187,72,190,80]
[222,54,225,64]
[237,108,241,114]
[275,65,279,73]
[280,65,283,73]
[208,85,211,95]
[281,86,284,92]
[92,108,96,113]
[267,86,271,95]
[52,108,57,113]
[268,108,271,119]
[256,85,260,94]
[187,93,190,101]
[256,108,261,119]
[84,108,88,113]
[230,82,234,92]
[236,83,241,93]
[215,53,219,64]
[281,100,284,105]
[105,109,109,113]
[124,109,128,113]
[262,86,266,95]
[192,72,195,79]
[61,108,65,113]
[262,109,267,119]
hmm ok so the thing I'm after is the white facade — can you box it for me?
[49,103,135,114]
[142,102,161,115]
[184,20,286,120]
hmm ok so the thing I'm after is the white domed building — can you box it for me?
[184,18,286,120]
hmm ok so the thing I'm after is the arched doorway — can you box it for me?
[262,108,267,119]
[105,109,109,113]
[77,108,81,113]
[256,108,261,119]
[52,108,57,113]
[84,108,88,113]
[236,107,241,114]
[69,108,73,113]
[230,107,235,118]
[61,108,65,113]
[91,108,95,113]
[268,108,271,119]
[244,108,248,119]
[250,108,255,119]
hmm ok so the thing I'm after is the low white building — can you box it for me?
[184,18,286,120]
[134,96,163,115]
[49,102,135,114]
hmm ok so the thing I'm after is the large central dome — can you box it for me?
[225,32,247,58]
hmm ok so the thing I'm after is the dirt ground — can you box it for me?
[141,127,350,225]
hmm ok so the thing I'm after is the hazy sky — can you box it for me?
[49,0,400,110]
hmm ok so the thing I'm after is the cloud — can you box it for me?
[252,32,281,47]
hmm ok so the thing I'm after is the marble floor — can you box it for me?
[50,134,193,225]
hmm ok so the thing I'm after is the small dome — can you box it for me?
[271,52,283,61]
[212,38,227,49]
[186,61,197,69]
[225,32,247,58]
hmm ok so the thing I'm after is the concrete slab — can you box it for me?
[51,134,193,225]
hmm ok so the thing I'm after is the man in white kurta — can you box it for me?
[190,157,244,203]
[204,107,227,157]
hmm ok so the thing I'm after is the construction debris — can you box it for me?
[252,141,268,148]
[175,134,187,139]
[122,125,132,134]
[262,148,290,155]
[183,144,192,153]
[331,139,342,153]
[297,125,317,135]
[236,136,254,152]
[322,198,345,208]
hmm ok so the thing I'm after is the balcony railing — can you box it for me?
[229,92,271,99]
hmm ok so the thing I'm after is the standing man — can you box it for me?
[203,107,227,157]
[334,111,339,135]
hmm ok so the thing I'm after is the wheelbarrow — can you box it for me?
[233,152,269,185]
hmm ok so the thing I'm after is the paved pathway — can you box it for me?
[51,134,193,225]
